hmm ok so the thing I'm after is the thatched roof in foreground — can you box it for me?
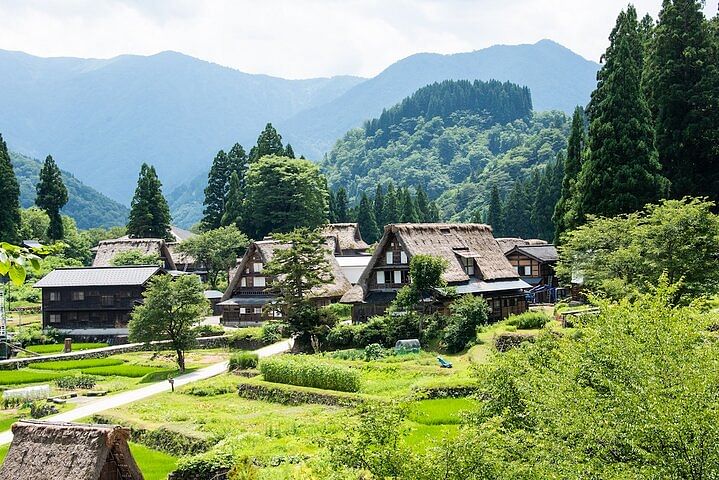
[223,238,351,301]
[0,420,143,480]
[321,223,369,252]
[92,238,176,270]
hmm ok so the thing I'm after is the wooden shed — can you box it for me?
[0,420,143,480]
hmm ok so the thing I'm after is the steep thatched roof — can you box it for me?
[496,237,549,254]
[0,420,143,480]
[92,238,176,270]
[223,238,352,301]
[321,223,369,253]
[166,242,196,266]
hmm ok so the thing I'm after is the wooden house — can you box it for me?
[342,224,530,323]
[219,238,352,326]
[498,238,560,303]
[34,266,162,340]
[0,420,143,480]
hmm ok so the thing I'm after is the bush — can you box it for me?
[12,324,62,347]
[385,313,421,346]
[260,355,361,392]
[192,325,225,337]
[322,303,352,321]
[29,401,58,418]
[229,352,259,370]
[55,374,98,389]
[237,379,364,406]
[261,322,283,344]
[507,311,552,330]
[441,295,489,353]
[326,324,357,349]
[363,343,386,361]
[353,317,389,347]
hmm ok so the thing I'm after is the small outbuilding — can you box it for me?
[0,420,144,480]
[394,339,421,353]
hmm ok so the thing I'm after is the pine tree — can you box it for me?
[221,171,243,228]
[373,184,385,229]
[427,201,440,222]
[328,189,338,223]
[502,180,534,238]
[35,155,68,241]
[284,144,295,159]
[127,163,172,240]
[415,185,431,222]
[383,183,400,225]
[202,150,229,231]
[553,107,586,243]
[486,184,504,236]
[226,143,248,178]
[577,6,667,221]
[356,192,380,243]
[532,164,556,241]
[644,0,719,200]
[0,134,21,243]
[249,123,286,162]
[400,187,420,223]
[335,187,349,223]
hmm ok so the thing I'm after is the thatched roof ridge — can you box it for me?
[496,237,549,254]
[321,223,369,252]
[0,420,143,480]
[92,238,176,270]
[166,242,196,266]
[223,239,351,301]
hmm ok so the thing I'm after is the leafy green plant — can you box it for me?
[55,374,98,389]
[229,352,259,371]
[506,311,551,330]
[261,322,283,344]
[363,343,386,361]
[260,355,361,392]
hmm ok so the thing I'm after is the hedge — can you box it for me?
[260,355,360,392]
[506,311,552,329]
[236,379,365,407]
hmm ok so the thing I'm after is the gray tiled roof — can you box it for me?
[34,266,161,288]
[515,245,559,262]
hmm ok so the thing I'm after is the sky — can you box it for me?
[0,0,716,79]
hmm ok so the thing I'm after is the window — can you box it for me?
[462,258,475,275]
[49,314,61,324]
[386,251,394,264]
[518,265,531,276]
[400,251,407,264]
[240,307,247,314]
[253,262,263,272]
[253,307,262,314]
[101,295,114,306]
[254,277,266,287]
[376,271,385,284]
[49,291,61,302]
[393,270,402,284]
[71,291,85,301]
[240,277,247,287]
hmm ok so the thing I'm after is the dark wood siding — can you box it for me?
[41,285,143,330]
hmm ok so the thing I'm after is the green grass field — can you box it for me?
[0,370,64,385]
[25,343,108,354]
[407,398,479,425]
[82,364,160,378]
[28,358,124,371]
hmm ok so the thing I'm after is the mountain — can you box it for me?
[0,49,364,202]
[280,40,597,158]
[321,79,570,222]
[166,171,207,229]
[0,40,597,206]
[10,151,129,229]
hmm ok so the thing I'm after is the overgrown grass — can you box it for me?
[28,358,124,371]
[407,398,479,425]
[128,442,178,480]
[261,355,361,392]
[0,370,63,385]
[82,365,160,378]
[506,311,552,329]
[25,342,108,354]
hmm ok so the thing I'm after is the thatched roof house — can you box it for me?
[495,237,550,254]
[321,223,370,254]
[343,223,530,322]
[219,238,352,326]
[0,420,143,480]
[92,238,176,270]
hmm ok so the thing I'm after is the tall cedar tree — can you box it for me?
[486,184,504,236]
[263,228,333,351]
[415,186,431,222]
[284,144,295,158]
[0,134,21,243]
[356,192,380,243]
[202,150,229,231]
[383,183,400,225]
[553,107,586,242]
[221,171,243,228]
[373,184,385,229]
[335,187,350,222]
[577,6,667,220]
[400,187,420,223]
[243,156,328,239]
[249,123,286,162]
[35,155,68,241]
[328,189,338,223]
[644,0,719,200]
[532,163,556,241]
[127,163,172,240]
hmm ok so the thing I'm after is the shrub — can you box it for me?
[29,401,58,418]
[440,295,489,353]
[229,352,259,370]
[507,311,552,330]
[236,379,364,406]
[260,355,361,392]
[322,303,352,321]
[353,317,389,347]
[55,374,98,389]
[385,313,422,346]
[261,322,283,344]
[363,343,386,361]
[327,349,364,361]
[326,324,357,350]
[192,325,225,337]
[12,324,61,347]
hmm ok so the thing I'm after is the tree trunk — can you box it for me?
[176,349,186,373]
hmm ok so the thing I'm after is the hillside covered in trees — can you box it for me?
[11,151,129,229]
[322,79,569,236]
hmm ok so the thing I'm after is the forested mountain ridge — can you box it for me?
[10,151,129,229]
[322,79,569,225]
[0,41,597,204]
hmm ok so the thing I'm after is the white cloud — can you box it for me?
[0,0,715,78]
